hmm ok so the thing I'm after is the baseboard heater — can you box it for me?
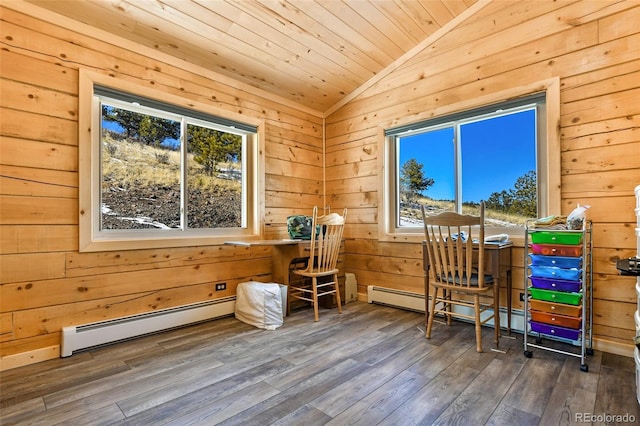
[367,286,427,312]
[367,285,525,333]
[61,297,236,357]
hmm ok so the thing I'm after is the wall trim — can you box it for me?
[1,345,59,371]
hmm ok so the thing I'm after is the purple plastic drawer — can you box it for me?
[529,265,582,281]
[529,276,582,293]
[529,254,582,269]
[530,321,581,340]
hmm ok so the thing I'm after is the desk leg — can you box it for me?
[272,244,306,317]
[490,246,513,337]
[507,269,512,335]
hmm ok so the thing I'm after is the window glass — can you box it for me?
[101,103,182,230]
[99,98,250,233]
[398,126,454,226]
[459,109,537,220]
[395,104,539,228]
[185,123,243,229]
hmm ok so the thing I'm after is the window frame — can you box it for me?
[79,70,264,252]
[378,78,561,243]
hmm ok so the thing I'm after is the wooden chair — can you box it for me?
[289,206,347,321]
[421,202,500,352]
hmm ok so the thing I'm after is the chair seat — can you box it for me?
[293,268,339,278]
[437,273,494,287]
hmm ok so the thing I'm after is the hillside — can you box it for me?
[101,134,241,230]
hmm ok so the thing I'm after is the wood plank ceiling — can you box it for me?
[24,0,478,114]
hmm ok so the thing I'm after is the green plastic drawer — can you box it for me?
[529,231,582,245]
[529,287,582,305]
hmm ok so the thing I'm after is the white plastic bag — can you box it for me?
[567,204,590,230]
[235,281,286,330]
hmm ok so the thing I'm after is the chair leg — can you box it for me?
[445,289,452,326]
[426,287,438,339]
[311,277,319,321]
[334,273,342,314]
[474,295,483,352]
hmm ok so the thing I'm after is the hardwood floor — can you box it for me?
[1,301,639,425]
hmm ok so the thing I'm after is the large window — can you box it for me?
[379,79,560,240]
[79,71,262,251]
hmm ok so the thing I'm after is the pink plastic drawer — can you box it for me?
[529,243,583,257]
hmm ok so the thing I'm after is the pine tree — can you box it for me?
[400,159,435,204]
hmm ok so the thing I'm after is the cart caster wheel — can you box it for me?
[586,348,594,356]
[524,350,533,358]
[535,337,542,344]
[580,364,588,372]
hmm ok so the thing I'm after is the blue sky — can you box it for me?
[399,109,536,203]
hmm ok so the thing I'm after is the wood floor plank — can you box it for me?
[266,404,332,426]
[538,350,602,425]
[42,349,225,409]
[0,397,46,424]
[310,328,434,417]
[594,352,640,420]
[496,356,564,418]
[126,380,282,426]
[116,354,295,417]
[219,358,370,426]
[430,356,525,424]
[0,358,131,408]
[53,403,125,426]
[384,365,480,426]
[327,369,433,426]
[485,404,540,426]
[1,302,638,426]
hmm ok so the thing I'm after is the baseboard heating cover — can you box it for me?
[61,297,235,357]
[367,286,426,312]
[367,285,525,333]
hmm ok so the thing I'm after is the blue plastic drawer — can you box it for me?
[529,254,582,269]
[529,265,582,281]
[529,276,581,293]
[530,321,581,340]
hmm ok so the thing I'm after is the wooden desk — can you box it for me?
[422,240,513,333]
[225,239,345,312]
[225,239,309,285]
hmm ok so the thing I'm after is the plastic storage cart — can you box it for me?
[523,221,593,371]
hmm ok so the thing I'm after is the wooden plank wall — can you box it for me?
[326,1,640,355]
[0,6,323,369]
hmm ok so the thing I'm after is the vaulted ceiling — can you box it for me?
[24,0,479,114]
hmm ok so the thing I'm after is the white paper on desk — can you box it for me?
[225,241,252,246]
[485,234,510,243]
